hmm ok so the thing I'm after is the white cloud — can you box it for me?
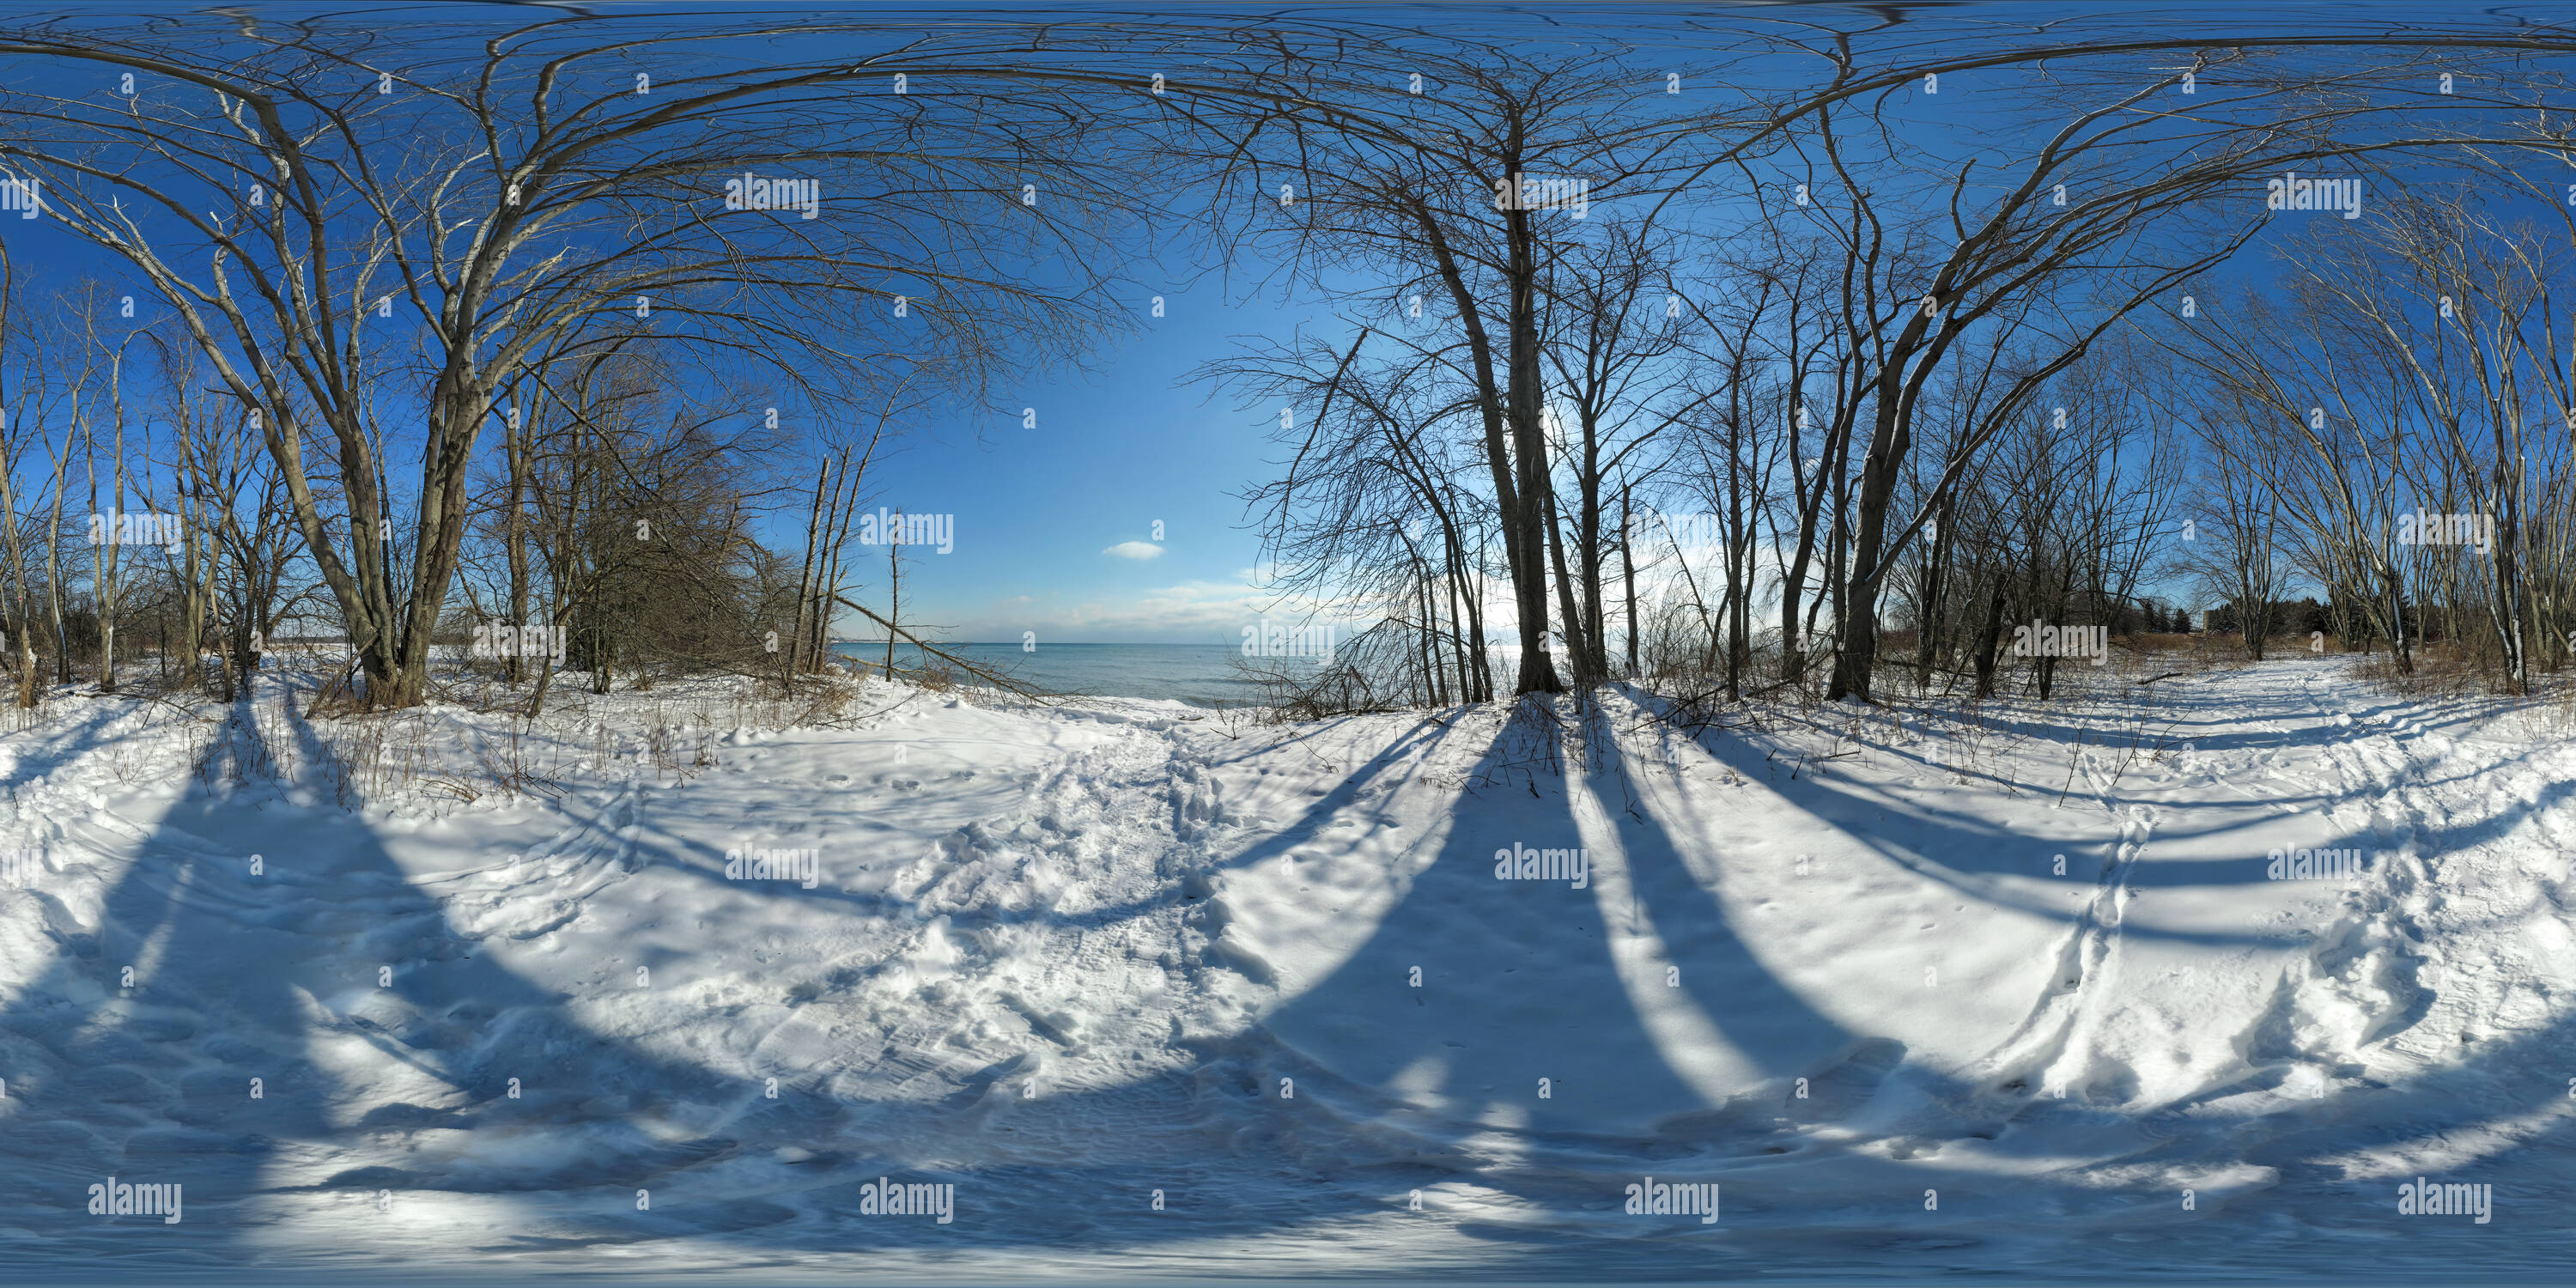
[1103,540,1164,561]
[935,575,1351,643]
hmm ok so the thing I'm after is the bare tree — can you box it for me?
[0,17,1135,707]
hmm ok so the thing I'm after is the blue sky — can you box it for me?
[0,109,1327,647]
[3,1,2552,647]
[849,277,1327,645]
[0,35,1337,647]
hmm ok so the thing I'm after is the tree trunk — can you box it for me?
[1914,496,1955,692]
[1971,580,2009,699]
[1619,484,1638,680]
[791,459,828,677]
[1829,389,1910,703]
[504,402,532,686]
[1546,485,1586,687]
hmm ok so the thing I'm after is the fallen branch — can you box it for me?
[831,594,1054,702]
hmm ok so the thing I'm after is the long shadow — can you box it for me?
[1201,708,1977,1236]
[1672,703,2351,949]
[1233,718,1741,1136]
[599,707,1479,933]
[1236,693,2576,1273]
[0,685,304,1261]
[0,683,1655,1272]
[0,677,810,1269]
[6,677,2564,1279]
[1752,667,2575,902]
[788,684,2576,1274]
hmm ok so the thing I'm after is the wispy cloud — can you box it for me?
[935,575,1352,643]
[1103,540,1163,560]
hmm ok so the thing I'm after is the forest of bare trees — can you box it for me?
[1203,26,2576,710]
[0,11,2565,716]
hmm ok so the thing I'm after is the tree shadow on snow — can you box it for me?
[10,677,2565,1279]
[0,677,817,1271]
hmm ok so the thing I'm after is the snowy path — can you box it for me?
[1,659,2572,1278]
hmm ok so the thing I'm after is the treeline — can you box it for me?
[0,13,2570,713]
[0,15,1139,709]
[1206,31,2576,708]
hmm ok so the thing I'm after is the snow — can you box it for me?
[1,655,2573,1279]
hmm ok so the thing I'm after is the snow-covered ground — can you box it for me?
[1,654,2572,1281]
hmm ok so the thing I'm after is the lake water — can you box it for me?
[828,641,1302,708]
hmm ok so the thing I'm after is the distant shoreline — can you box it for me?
[831,641,1242,648]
